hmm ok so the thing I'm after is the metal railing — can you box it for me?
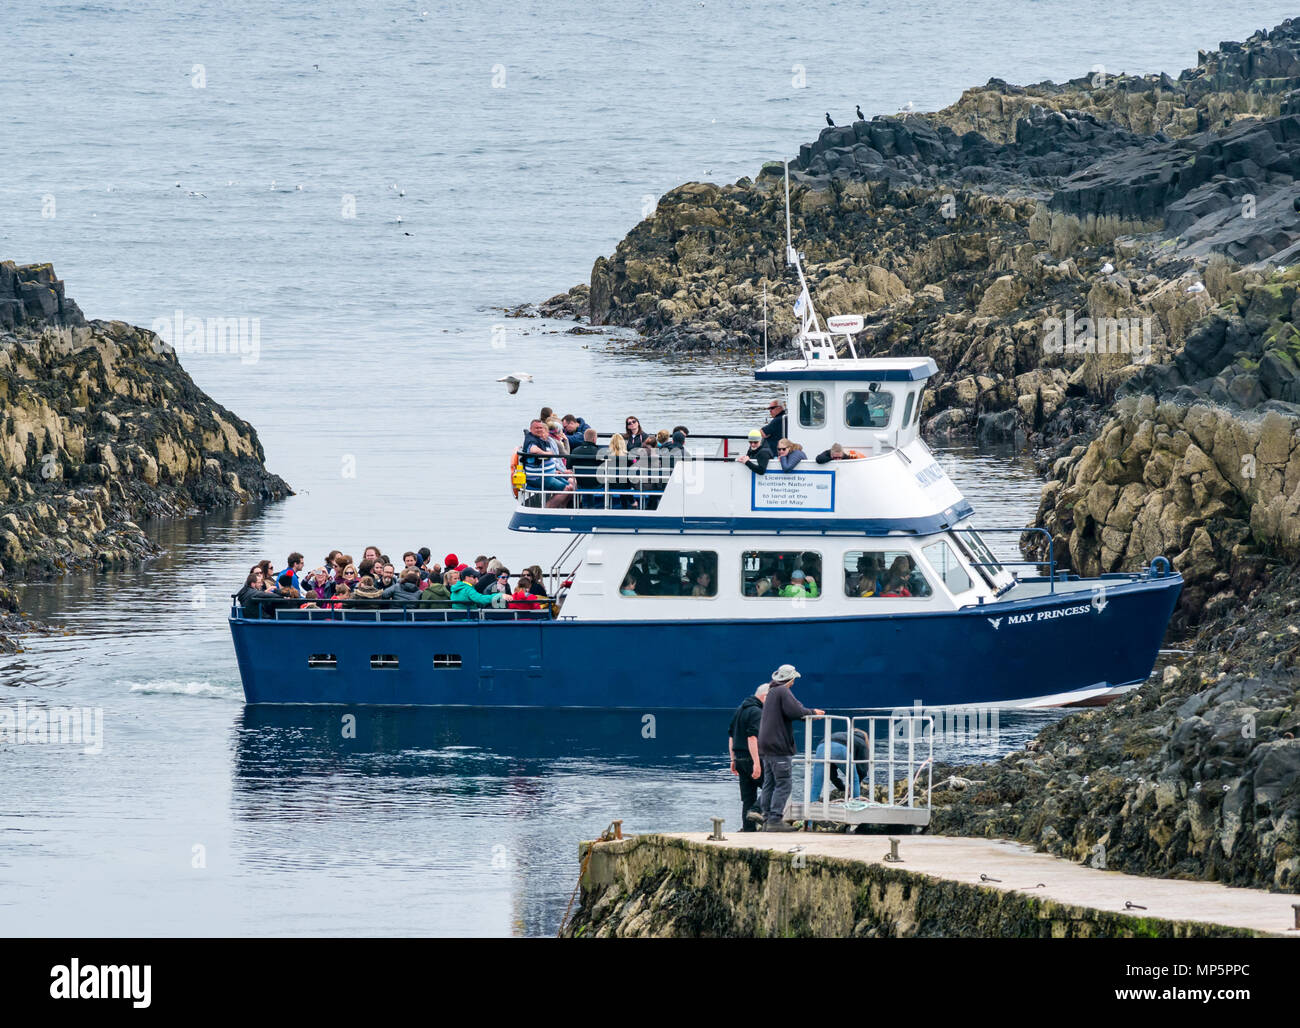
[229,596,555,622]
[789,714,934,827]
[954,525,1057,595]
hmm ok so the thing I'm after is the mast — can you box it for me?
[783,161,826,355]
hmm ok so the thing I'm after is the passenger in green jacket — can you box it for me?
[779,570,819,598]
[448,568,503,609]
[419,572,453,609]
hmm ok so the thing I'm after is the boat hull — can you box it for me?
[229,574,1182,709]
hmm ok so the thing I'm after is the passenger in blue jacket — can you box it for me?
[561,414,592,450]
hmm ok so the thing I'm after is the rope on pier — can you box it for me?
[558,820,624,937]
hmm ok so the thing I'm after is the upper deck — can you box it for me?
[511,355,969,535]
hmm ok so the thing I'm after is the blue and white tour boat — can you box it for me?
[229,171,1182,709]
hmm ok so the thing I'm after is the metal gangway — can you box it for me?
[787,714,934,828]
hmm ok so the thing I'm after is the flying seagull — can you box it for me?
[1100,262,1114,274]
[825,113,834,127]
[856,104,865,121]
[497,373,534,394]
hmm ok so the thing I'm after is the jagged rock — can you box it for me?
[0,262,291,579]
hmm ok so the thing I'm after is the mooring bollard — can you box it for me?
[1291,903,1299,930]
[884,837,902,862]
[709,816,726,841]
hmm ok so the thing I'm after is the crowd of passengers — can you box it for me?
[236,548,555,618]
[518,400,867,509]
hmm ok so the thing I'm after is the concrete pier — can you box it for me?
[565,832,1300,938]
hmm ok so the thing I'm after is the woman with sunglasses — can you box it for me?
[623,416,646,451]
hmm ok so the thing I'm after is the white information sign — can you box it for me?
[750,470,836,512]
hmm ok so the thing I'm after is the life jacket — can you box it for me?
[510,452,526,497]
[845,449,866,459]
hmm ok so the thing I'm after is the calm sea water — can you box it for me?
[1,0,1284,937]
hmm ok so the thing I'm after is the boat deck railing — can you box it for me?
[788,714,934,828]
[516,433,740,512]
[230,597,556,622]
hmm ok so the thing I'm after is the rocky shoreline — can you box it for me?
[537,20,1300,896]
[0,261,291,645]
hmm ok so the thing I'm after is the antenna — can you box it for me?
[763,283,768,366]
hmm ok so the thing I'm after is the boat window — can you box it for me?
[370,654,399,669]
[844,388,893,428]
[901,390,915,429]
[842,550,932,598]
[307,654,337,669]
[922,540,973,594]
[913,390,925,427]
[741,550,822,599]
[433,654,462,668]
[621,549,718,597]
[953,529,1002,578]
[798,390,825,428]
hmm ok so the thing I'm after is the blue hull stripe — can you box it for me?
[230,575,1183,709]
[508,501,976,535]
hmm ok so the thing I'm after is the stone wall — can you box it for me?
[562,835,1260,938]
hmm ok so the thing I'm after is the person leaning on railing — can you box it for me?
[237,570,280,618]
[815,442,865,463]
[735,429,772,474]
[522,417,575,508]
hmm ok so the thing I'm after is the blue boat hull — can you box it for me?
[229,574,1182,709]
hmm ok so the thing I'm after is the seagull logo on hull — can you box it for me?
[987,617,1003,630]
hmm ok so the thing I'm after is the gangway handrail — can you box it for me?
[793,713,934,828]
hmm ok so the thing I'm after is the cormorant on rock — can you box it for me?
[856,104,865,120]
[825,112,834,127]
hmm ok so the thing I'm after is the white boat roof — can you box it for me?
[755,356,938,382]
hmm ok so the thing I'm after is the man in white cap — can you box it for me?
[756,664,824,831]
[734,429,771,474]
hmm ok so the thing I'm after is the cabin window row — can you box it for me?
[618,544,972,599]
[797,388,923,431]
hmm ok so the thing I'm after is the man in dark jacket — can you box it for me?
[561,414,592,450]
[569,427,602,508]
[734,429,771,474]
[761,399,787,452]
[757,664,824,831]
[729,684,768,832]
[382,570,425,605]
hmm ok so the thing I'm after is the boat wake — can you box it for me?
[123,679,242,701]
